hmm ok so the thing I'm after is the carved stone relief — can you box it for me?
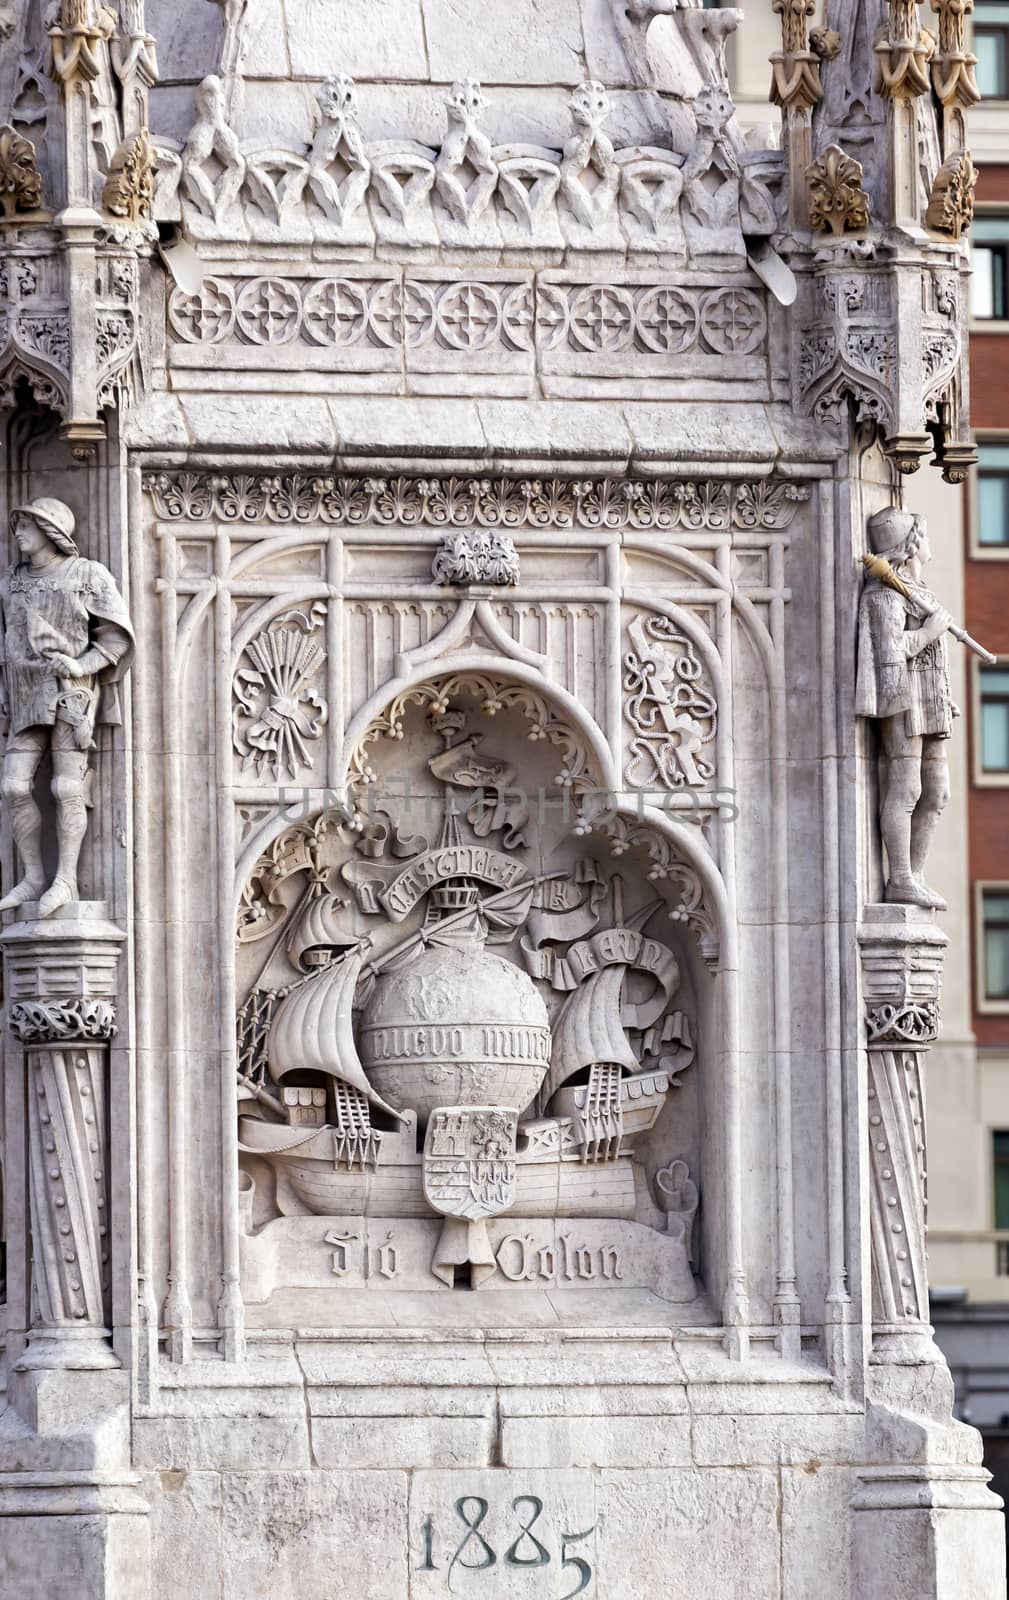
[146,471,810,533]
[235,674,711,1300]
[0,123,42,215]
[168,71,777,260]
[232,602,328,781]
[623,612,718,789]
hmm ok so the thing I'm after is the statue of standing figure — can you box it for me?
[0,499,134,917]
[855,507,955,911]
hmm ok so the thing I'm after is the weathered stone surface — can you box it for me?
[0,0,1002,1593]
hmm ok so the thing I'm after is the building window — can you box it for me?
[995,1131,1009,1230]
[983,891,1009,1000]
[975,3,1009,97]
[980,667,1009,771]
[977,443,1009,545]
[972,217,1009,319]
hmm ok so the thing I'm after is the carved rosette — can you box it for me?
[858,908,946,1342]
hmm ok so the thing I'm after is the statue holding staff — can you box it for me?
[856,506,993,911]
[0,498,134,917]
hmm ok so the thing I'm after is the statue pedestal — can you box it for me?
[1,905,123,1372]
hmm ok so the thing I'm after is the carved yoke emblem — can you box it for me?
[423,1105,518,1220]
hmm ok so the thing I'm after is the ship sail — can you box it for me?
[285,887,360,971]
[268,946,405,1120]
[540,963,639,1106]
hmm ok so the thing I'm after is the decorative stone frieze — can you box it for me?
[9,996,117,1043]
[145,471,811,530]
[168,70,778,260]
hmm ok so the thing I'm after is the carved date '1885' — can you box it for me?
[419,1496,596,1597]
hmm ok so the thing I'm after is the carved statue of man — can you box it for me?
[855,507,954,910]
[0,498,134,917]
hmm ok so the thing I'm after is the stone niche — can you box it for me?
[235,688,707,1314]
[144,468,793,1343]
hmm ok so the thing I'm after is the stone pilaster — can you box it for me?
[2,904,124,1371]
[858,903,946,1361]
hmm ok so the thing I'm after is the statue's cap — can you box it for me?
[11,498,79,556]
[866,506,920,560]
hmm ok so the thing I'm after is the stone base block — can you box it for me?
[853,1468,1007,1600]
[0,1511,150,1600]
[146,1461,1002,1599]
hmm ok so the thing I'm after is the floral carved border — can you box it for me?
[144,473,810,532]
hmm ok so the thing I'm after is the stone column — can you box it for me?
[858,903,945,1361]
[2,904,124,1371]
[855,905,1006,1599]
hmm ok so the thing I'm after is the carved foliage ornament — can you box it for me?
[432,531,520,588]
[233,602,328,781]
[865,999,942,1043]
[350,673,593,794]
[926,149,978,239]
[102,127,155,221]
[623,614,717,790]
[9,997,118,1044]
[0,125,42,216]
[806,145,870,236]
[145,473,811,533]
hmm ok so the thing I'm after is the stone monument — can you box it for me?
[0,0,1003,1595]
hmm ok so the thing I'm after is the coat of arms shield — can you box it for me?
[422,1105,518,1221]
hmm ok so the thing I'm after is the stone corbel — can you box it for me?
[800,249,972,479]
[2,904,125,1372]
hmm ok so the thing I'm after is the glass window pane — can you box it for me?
[982,701,1009,768]
[973,247,997,316]
[974,215,1009,244]
[979,443,1009,470]
[976,3,1009,24]
[980,668,1009,694]
[985,893,1009,919]
[997,1157,1009,1229]
[976,29,1008,96]
[985,924,1009,996]
[979,474,1009,543]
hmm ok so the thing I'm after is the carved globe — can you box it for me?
[358,940,551,1128]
